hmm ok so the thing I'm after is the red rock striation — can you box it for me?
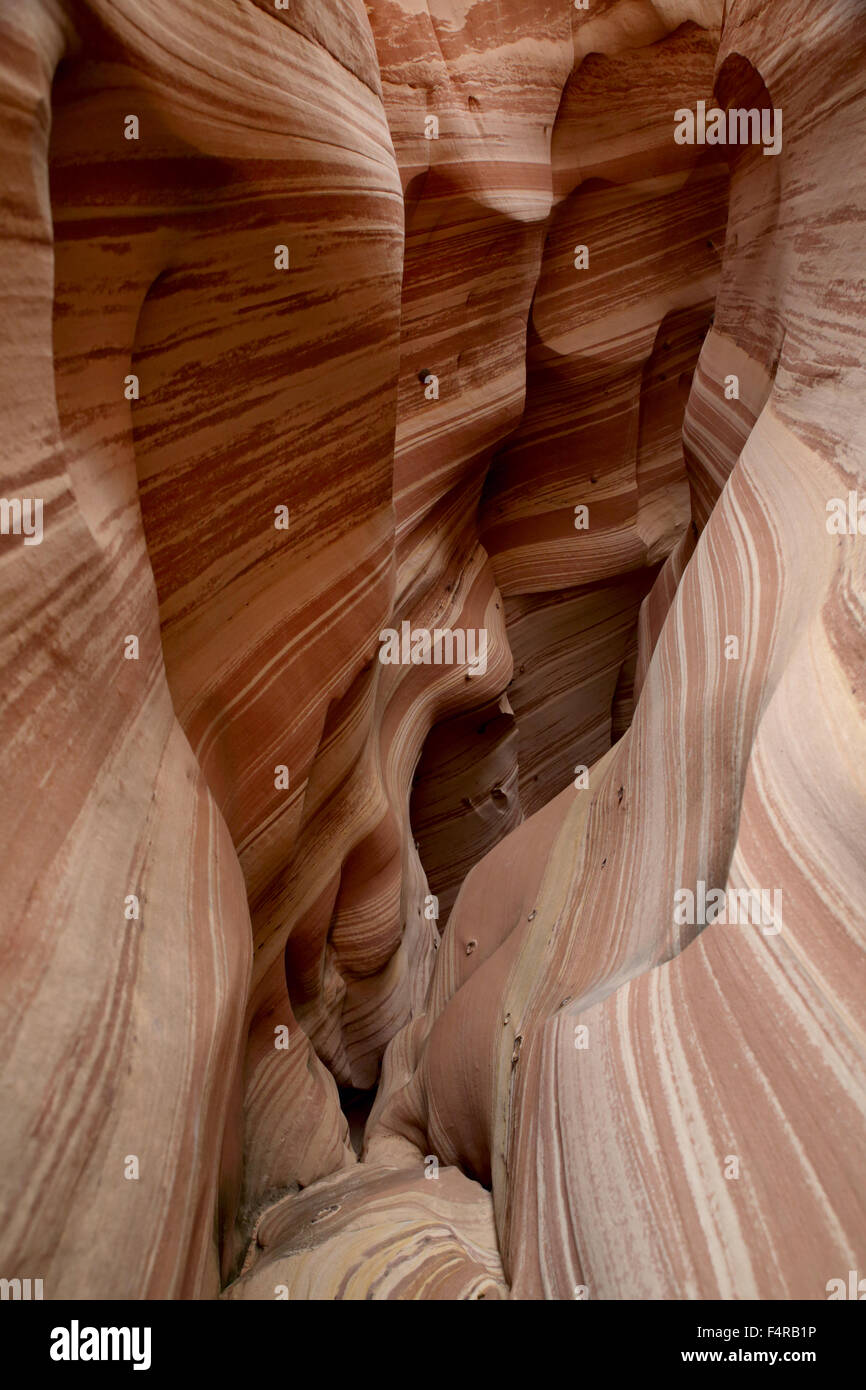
[0,0,864,1301]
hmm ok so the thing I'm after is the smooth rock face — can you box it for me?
[0,0,864,1301]
[224,1164,507,1301]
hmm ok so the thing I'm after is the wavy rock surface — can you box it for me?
[225,1163,506,1301]
[481,20,728,814]
[0,0,864,1302]
[368,0,866,1299]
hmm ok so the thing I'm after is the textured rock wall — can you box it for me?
[481,20,728,818]
[367,0,866,1299]
[0,0,864,1301]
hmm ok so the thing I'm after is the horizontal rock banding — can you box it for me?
[0,0,863,1302]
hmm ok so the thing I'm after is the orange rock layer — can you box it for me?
[0,0,864,1300]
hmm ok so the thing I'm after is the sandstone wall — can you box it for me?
[0,0,863,1300]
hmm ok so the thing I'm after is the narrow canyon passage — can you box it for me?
[0,0,864,1305]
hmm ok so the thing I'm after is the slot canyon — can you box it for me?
[1,0,865,1305]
